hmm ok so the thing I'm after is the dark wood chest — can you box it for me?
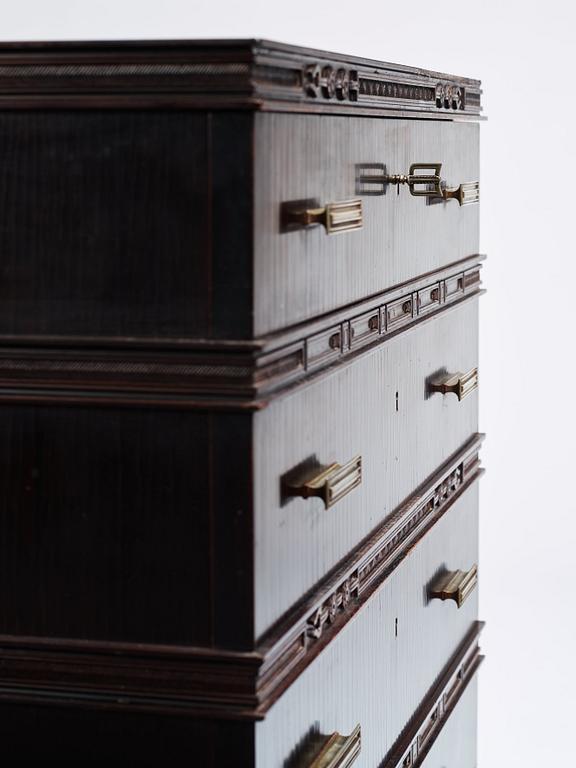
[0,39,484,766]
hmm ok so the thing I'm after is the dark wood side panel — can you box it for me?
[212,412,255,648]
[210,112,254,339]
[0,405,253,647]
[0,110,253,341]
[0,703,254,766]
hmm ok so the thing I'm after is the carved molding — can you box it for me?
[303,65,359,102]
[380,623,484,768]
[306,574,360,640]
[0,434,483,720]
[0,257,484,410]
[357,78,468,112]
[0,40,482,117]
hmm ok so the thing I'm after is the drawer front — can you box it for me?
[256,487,479,768]
[0,111,254,341]
[254,114,479,335]
[254,299,478,636]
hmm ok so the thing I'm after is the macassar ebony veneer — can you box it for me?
[0,39,484,768]
[0,39,481,342]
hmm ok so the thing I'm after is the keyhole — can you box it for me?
[395,391,399,412]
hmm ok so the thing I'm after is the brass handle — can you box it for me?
[429,565,478,608]
[441,180,480,205]
[284,456,362,509]
[308,725,362,768]
[429,368,478,401]
[396,163,479,205]
[356,162,479,205]
[281,198,363,234]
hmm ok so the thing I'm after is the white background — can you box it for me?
[1,1,574,764]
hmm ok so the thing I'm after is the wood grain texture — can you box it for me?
[0,110,253,340]
[0,704,254,765]
[255,486,479,767]
[254,298,479,637]
[0,408,253,648]
[254,114,479,335]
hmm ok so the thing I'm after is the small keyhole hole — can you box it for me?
[395,391,399,412]
[395,617,398,637]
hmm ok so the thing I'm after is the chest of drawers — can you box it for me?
[0,39,484,766]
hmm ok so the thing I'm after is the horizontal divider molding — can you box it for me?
[0,256,484,410]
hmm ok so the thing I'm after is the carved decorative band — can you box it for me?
[303,65,359,102]
[0,435,483,720]
[0,257,484,409]
[380,622,484,768]
[357,78,465,112]
[0,42,481,116]
[302,67,473,114]
[359,78,435,102]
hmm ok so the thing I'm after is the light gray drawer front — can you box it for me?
[254,114,479,335]
[254,299,479,637]
[256,488,479,768]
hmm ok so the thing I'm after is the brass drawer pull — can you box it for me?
[429,367,478,400]
[308,724,362,768]
[356,162,479,205]
[441,180,480,205]
[429,565,478,608]
[284,455,362,509]
[281,198,363,234]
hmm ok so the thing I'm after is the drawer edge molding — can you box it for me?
[379,621,484,768]
[0,434,484,721]
[0,256,484,410]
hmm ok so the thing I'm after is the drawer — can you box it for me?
[255,486,480,768]
[254,298,478,636]
[254,114,479,335]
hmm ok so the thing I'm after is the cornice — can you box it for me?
[0,39,482,118]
